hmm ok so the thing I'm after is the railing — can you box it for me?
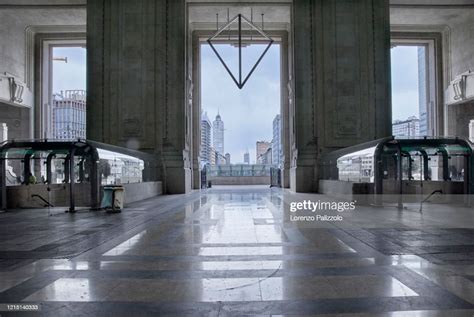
[0,139,155,212]
[206,164,273,177]
[270,167,281,187]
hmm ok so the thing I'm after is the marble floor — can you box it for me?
[0,186,474,316]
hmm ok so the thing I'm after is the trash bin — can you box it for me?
[101,185,125,213]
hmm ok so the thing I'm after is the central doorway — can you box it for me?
[188,4,292,189]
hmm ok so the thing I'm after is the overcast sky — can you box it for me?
[391,46,420,121]
[53,47,87,93]
[53,44,419,164]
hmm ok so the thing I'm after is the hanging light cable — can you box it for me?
[250,8,253,41]
[207,13,274,89]
[227,8,230,41]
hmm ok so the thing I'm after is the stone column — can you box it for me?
[291,0,391,192]
[280,31,291,189]
[191,32,202,190]
[160,0,192,194]
[291,0,319,193]
[87,0,191,194]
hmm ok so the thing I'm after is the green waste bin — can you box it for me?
[101,185,125,212]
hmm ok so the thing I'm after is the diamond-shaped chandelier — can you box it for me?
[207,14,274,89]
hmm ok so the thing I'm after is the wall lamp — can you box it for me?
[1,72,24,104]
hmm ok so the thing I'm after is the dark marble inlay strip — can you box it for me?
[56,265,393,279]
[386,265,474,309]
[0,271,66,303]
[99,252,369,262]
[0,192,205,268]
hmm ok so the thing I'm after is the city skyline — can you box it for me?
[203,109,275,164]
[392,115,420,138]
[201,43,280,163]
[52,90,87,140]
[52,47,87,140]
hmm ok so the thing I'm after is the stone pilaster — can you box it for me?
[87,0,191,194]
[291,0,392,192]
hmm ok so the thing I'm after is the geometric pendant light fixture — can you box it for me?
[207,14,274,89]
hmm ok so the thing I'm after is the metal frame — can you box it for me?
[0,139,154,212]
[319,137,474,207]
[0,140,99,212]
[207,14,274,89]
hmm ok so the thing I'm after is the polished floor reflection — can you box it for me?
[0,186,473,316]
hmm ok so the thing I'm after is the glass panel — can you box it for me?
[337,147,376,183]
[206,164,272,177]
[97,149,144,185]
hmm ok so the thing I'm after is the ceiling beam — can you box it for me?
[390,0,474,8]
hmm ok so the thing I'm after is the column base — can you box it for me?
[165,166,192,194]
[192,167,201,189]
[281,167,290,188]
[290,166,316,193]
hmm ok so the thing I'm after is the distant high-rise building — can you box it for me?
[272,115,281,167]
[225,153,231,165]
[210,146,216,166]
[258,147,272,165]
[200,111,212,165]
[53,90,86,140]
[256,141,271,163]
[212,111,224,155]
[418,47,428,136]
[392,116,420,138]
[244,150,250,164]
[215,152,226,165]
